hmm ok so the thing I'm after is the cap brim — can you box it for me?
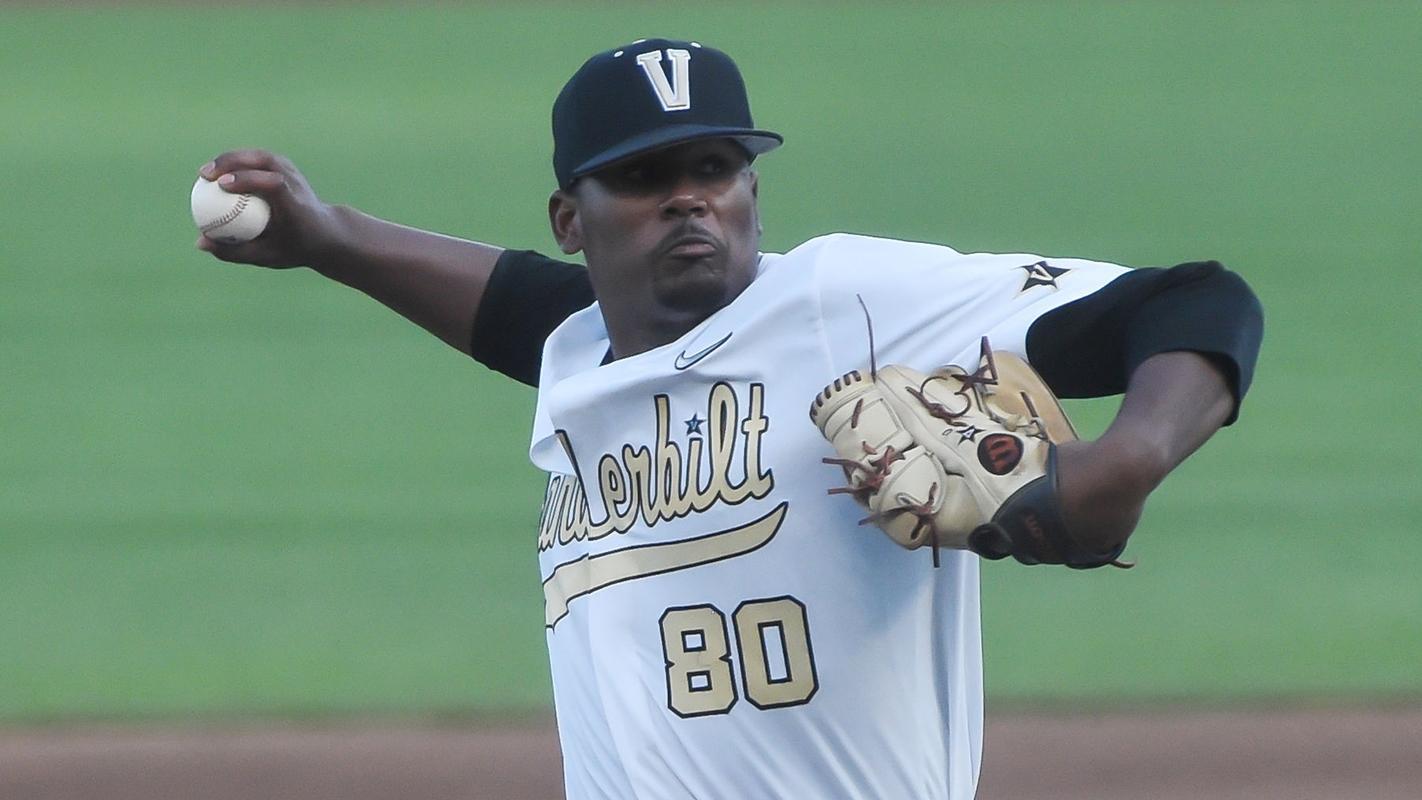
[568,124,783,185]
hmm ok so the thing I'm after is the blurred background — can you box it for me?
[2,2,1419,790]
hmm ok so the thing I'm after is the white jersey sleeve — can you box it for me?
[805,232,1131,372]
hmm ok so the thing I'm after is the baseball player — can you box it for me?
[198,38,1263,799]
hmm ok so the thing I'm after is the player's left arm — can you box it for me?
[1022,261,1264,553]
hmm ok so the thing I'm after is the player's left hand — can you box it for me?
[810,338,1131,568]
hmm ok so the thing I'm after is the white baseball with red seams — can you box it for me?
[190,177,270,243]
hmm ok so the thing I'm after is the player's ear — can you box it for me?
[548,189,583,255]
[749,172,763,235]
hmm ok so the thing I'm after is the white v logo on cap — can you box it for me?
[635,49,692,111]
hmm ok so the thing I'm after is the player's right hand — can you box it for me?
[194,149,347,270]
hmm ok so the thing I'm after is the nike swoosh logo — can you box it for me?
[674,332,733,370]
[542,502,787,628]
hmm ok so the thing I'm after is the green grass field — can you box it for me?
[2,3,1419,721]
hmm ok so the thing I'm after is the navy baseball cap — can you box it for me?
[552,38,783,189]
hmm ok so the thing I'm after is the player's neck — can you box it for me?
[597,257,759,360]
[605,315,708,360]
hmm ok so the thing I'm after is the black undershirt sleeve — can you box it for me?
[1024,261,1264,424]
[469,249,595,386]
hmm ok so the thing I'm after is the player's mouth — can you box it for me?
[662,231,720,259]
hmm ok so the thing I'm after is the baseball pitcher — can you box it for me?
[196,37,1263,800]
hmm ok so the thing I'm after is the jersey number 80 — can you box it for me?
[659,596,819,718]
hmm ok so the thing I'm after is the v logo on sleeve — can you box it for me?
[1018,261,1070,293]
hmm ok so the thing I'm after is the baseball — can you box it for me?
[190,177,270,243]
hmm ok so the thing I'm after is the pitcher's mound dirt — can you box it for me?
[2,706,1419,799]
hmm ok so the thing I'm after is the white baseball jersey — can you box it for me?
[529,233,1128,799]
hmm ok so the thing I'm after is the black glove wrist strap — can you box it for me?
[969,444,1129,569]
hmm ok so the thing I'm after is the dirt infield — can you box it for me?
[3,706,1419,799]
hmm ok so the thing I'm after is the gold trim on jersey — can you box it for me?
[543,502,787,628]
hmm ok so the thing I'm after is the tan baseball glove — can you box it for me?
[809,337,1128,569]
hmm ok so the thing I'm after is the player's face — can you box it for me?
[550,138,761,355]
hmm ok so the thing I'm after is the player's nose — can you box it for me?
[660,192,708,218]
[659,172,708,218]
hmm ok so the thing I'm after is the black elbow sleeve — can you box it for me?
[1026,261,1264,423]
[470,250,596,386]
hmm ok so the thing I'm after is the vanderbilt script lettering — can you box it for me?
[538,383,774,550]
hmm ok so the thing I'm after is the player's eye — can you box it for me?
[697,155,728,175]
[620,163,650,183]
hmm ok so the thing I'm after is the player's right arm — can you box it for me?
[196,150,593,382]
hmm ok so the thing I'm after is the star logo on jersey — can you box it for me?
[1018,261,1069,293]
[674,332,733,370]
[950,424,984,443]
[685,414,704,435]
